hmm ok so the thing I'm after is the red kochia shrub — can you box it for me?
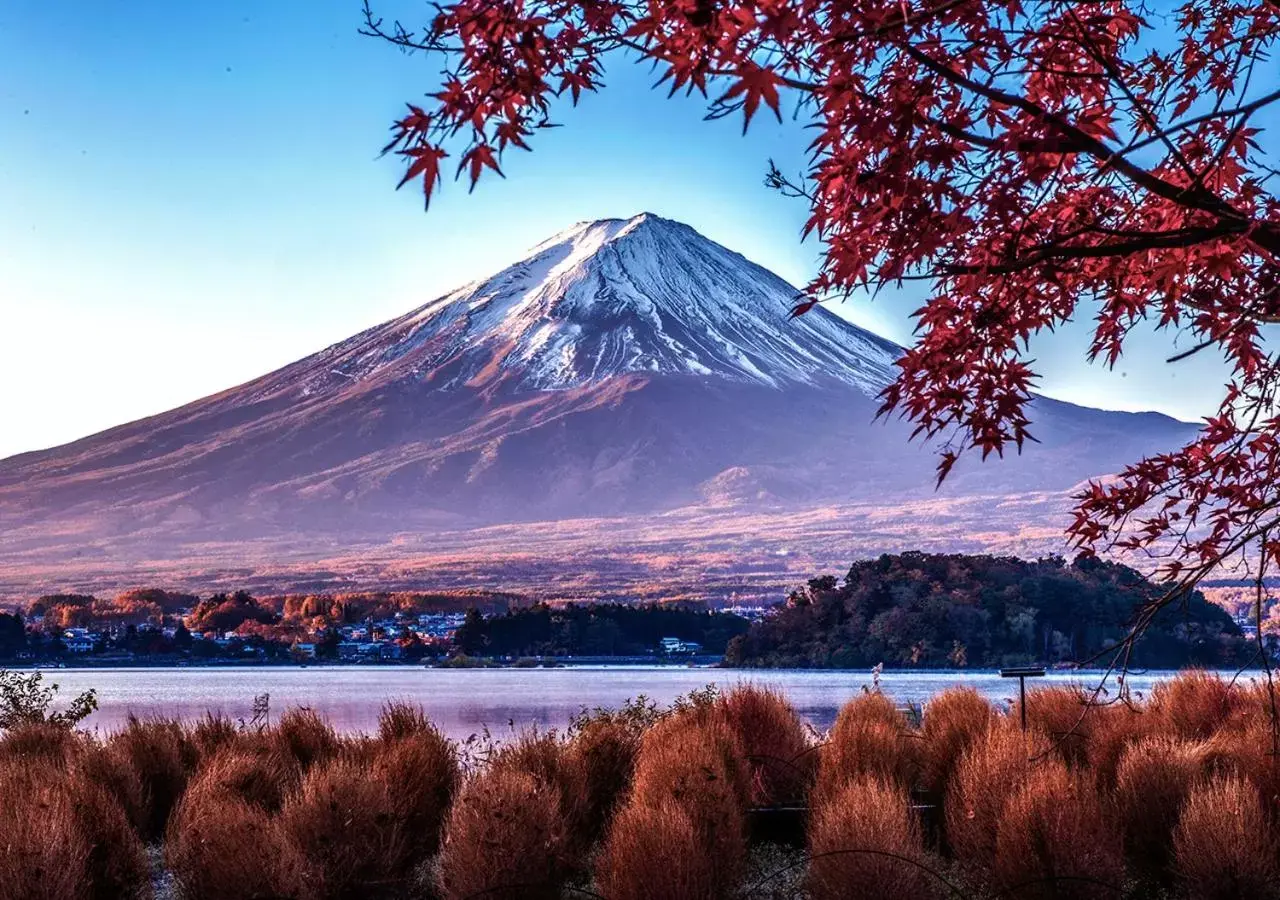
[0,717,153,900]
[718,683,814,806]
[629,712,750,857]
[64,766,152,900]
[601,710,750,899]
[279,756,409,900]
[595,800,719,900]
[0,741,150,900]
[1173,773,1280,900]
[1017,684,1094,766]
[994,760,1123,900]
[189,712,241,761]
[436,768,568,900]
[490,729,567,788]
[919,687,992,797]
[185,745,301,813]
[943,721,1046,874]
[376,699,434,742]
[1114,734,1211,879]
[74,740,148,835]
[1149,669,1237,740]
[561,716,639,851]
[807,775,940,900]
[1205,721,1280,823]
[1082,701,1148,791]
[167,790,305,900]
[0,720,86,763]
[814,692,916,809]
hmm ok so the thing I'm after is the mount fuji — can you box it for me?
[0,213,1195,598]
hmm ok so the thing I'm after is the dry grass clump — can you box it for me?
[371,724,460,862]
[920,687,992,796]
[1115,734,1211,879]
[0,753,151,900]
[944,720,1047,873]
[1173,773,1280,900]
[436,767,569,900]
[188,711,240,760]
[74,740,148,834]
[595,800,720,900]
[376,699,434,742]
[167,790,305,900]
[270,707,341,771]
[718,683,814,806]
[0,720,86,762]
[994,759,1123,900]
[807,775,940,900]
[813,693,916,809]
[0,759,93,900]
[185,745,301,813]
[279,756,409,899]
[108,716,194,839]
[1150,669,1237,739]
[64,764,152,900]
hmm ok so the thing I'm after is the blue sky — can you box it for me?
[0,1,1251,460]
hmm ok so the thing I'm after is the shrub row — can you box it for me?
[2,674,1280,899]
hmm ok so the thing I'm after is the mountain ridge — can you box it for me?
[0,213,1199,597]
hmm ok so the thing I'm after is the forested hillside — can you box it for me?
[726,553,1249,669]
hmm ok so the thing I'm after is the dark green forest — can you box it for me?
[725,552,1251,669]
[453,602,749,657]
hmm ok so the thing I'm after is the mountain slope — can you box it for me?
[0,214,1196,581]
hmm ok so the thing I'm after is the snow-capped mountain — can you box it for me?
[269,213,899,402]
[0,214,1197,587]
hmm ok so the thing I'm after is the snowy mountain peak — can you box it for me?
[309,215,901,396]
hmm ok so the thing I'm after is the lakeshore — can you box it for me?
[44,664,1186,739]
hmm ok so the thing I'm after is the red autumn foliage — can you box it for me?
[367,0,1280,598]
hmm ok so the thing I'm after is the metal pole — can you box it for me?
[1019,675,1027,733]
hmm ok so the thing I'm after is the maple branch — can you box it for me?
[1063,6,1200,185]
[1116,86,1280,160]
[824,0,975,44]
[1166,339,1215,364]
[899,43,1247,224]
[941,221,1246,276]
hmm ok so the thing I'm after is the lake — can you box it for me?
[29,665,1221,740]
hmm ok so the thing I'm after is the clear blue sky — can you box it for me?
[0,1,1251,460]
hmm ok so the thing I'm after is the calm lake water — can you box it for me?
[31,666,1224,740]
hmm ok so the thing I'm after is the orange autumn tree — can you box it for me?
[363,1,1280,600]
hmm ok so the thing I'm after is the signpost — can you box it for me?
[1000,666,1046,732]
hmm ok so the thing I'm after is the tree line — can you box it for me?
[452,602,749,658]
